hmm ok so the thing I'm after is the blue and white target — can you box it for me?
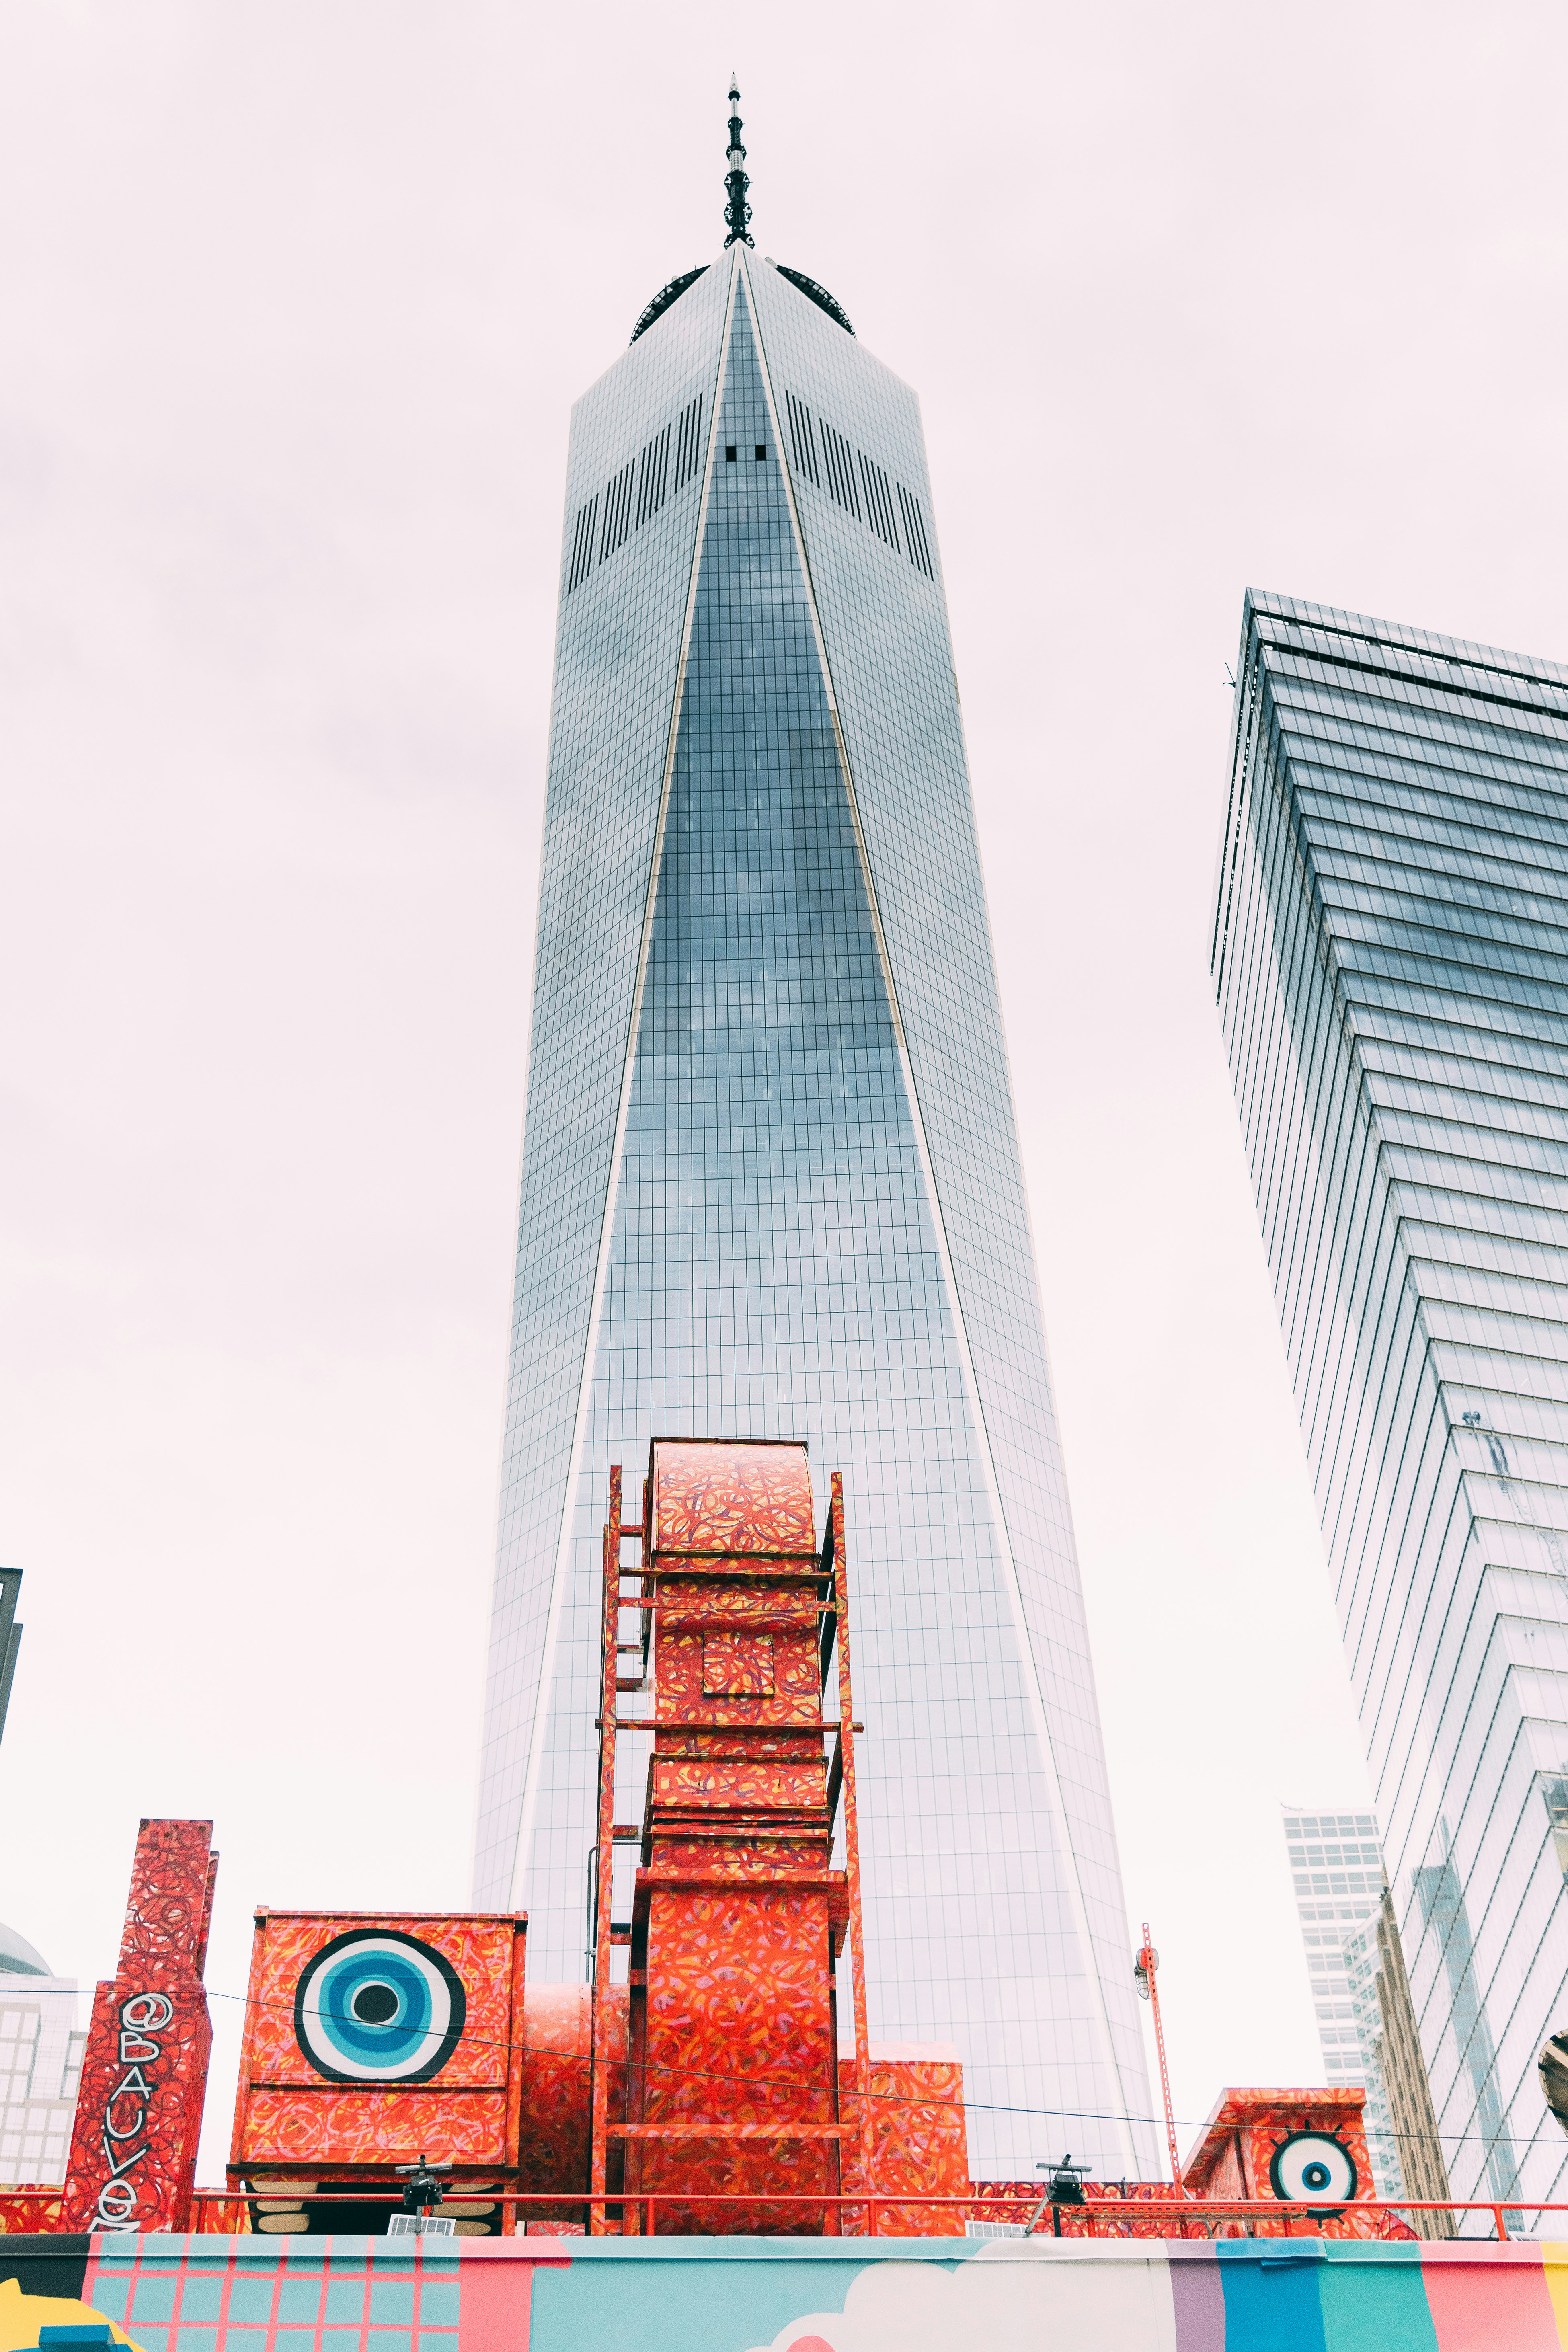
[293,1930,466,2083]
[1268,2130,1358,2208]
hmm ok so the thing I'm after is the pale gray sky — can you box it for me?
[2,0,1564,2182]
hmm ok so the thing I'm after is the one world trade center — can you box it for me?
[474,90,1155,2180]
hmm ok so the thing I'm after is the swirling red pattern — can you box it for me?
[650,1441,815,1554]
[839,2054,968,2236]
[62,1819,217,2233]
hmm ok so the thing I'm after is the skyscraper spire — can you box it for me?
[723,76,752,248]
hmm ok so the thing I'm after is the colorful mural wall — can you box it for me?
[6,2232,1568,2352]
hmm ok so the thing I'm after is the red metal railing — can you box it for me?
[0,2187,1554,2240]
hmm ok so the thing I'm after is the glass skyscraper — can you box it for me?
[1213,591,1568,2216]
[1280,1809,1401,2196]
[474,183,1155,2176]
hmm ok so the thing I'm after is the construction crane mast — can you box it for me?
[1133,1922,1183,2190]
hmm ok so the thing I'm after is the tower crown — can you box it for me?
[627,88,855,345]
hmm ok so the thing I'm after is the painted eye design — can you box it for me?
[293,1930,466,2083]
[1268,2130,1358,2208]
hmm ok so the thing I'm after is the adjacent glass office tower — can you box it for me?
[475,225,1155,2176]
[1213,592,1568,2213]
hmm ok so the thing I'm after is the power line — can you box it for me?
[197,1986,1568,2152]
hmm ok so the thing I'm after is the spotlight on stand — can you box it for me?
[1040,2154,1090,2204]
[1025,2154,1092,2234]
[390,2154,453,2238]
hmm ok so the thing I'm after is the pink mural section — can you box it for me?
[1422,2239,1565,2350]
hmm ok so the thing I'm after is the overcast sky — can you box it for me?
[3,0,1566,2184]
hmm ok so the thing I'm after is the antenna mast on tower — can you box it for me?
[723,77,753,246]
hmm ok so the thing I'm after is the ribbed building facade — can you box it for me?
[475,238,1156,2178]
[1212,592,1568,2213]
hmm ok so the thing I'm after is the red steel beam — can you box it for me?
[588,1468,623,2234]
[830,1473,874,2234]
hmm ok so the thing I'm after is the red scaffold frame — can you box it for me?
[585,1454,873,2235]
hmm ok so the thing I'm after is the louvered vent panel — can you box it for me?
[784,391,821,487]
[600,461,635,561]
[636,423,672,530]
[673,394,705,491]
[858,452,900,551]
[562,388,717,599]
[820,421,861,519]
[566,494,599,594]
[897,484,934,578]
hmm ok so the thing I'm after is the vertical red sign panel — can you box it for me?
[63,1818,218,2233]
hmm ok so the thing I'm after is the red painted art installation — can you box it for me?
[514,1982,628,2227]
[228,1909,527,2232]
[838,2045,968,2235]
[1179,2086,1414,2240]
[61,1818,218,2233]
[8,1455,1426,2251]
[966,2085,1414,2240]
[589,1441,883,2235]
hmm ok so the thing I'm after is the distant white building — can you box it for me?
[0,1919,86,2185]
[1281,1810,1402,2198]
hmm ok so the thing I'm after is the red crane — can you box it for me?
[1134,1923,1183,2190]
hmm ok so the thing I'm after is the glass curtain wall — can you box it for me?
[1211,591,1568,2216]
[480,246,1155,2178]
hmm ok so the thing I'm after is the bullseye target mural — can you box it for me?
[1268,2128,1359,2211]
[293,1929,467,2083]
[1179,2087,1394,2241]
[229,1911,527,2203]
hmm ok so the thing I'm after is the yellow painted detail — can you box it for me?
[0,2276,142,2352]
